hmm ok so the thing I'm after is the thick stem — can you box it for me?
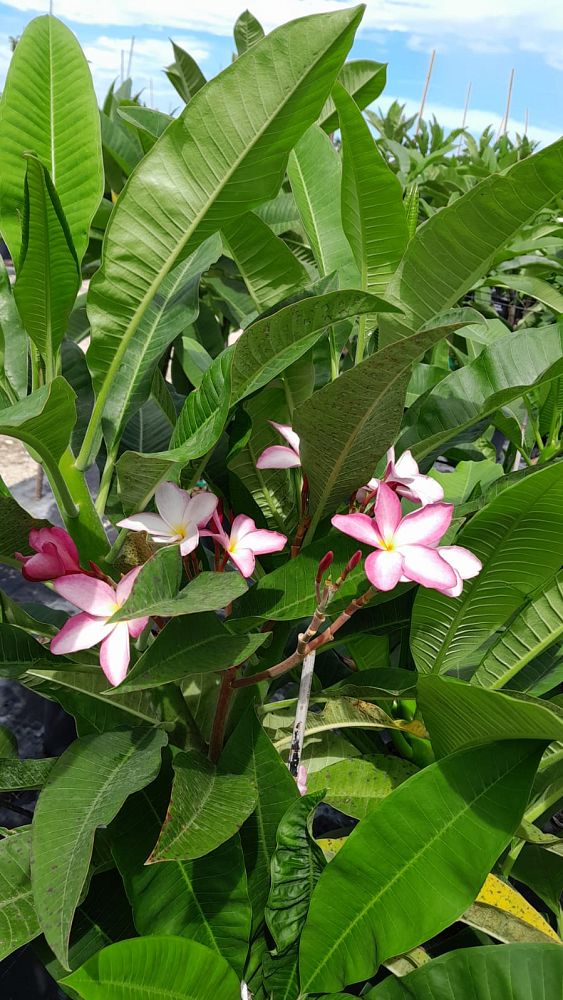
[95,447,118,516]
[208,666,237,763]
[287,650,316,777]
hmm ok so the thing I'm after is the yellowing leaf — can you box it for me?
[463,873,561,945]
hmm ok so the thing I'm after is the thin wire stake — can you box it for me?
[457,80,472,157]
[498,68,515,139]
[523,107,529,137]
[287,651,316,778]
[120,49,125,84]
[416,48,436,135]
[127,36,135,78]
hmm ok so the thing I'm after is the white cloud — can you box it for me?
[83,34,209,81]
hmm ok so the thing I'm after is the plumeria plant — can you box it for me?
[0,7,562,1000]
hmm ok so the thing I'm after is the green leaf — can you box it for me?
[114,613,267,692]
[513,844,563,917]
[489,274,563,316]
[116,106,172,146]
[165,41,207,103]
[100,110,142,177]
[411,463,563,675]
[113,565,247,622]
[0,828,40,960]
[398,324,563,461]
[320,60,387,133]
[223,212,308,312]
[367,944,563,999]
[267,698,426,751]
[379,138,563,345]
[334,82,407,296]
[63,936,241,1000]
[0,724,17,756]
[32,728,167,968]
[0,492,50,566]
[0,257,27,400]
[169,350,233,460]
[111,772,251,977]
[288,125,358,283]
[428,460,503,505]
[265,791,326,954]
[89,234,222,452]
[294,311,481,525]
[0,377,75,467]
[221,707,299,929]
[418,675,563,757]
[148,750,257,862]
[0,623,60,675]
[299,740,544,993]
[307,755,417,819]
[80,7,363,468]
[471,571,563,691]
[0,756,55,790]
[234,10,265,55]
[230,289,393,402]
[324,667,417,700]
[0,14,102,266]
[14,155,80,368]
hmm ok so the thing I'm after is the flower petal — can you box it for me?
[116,512,171,536]
[229,547,256,578]
[393,449,419,479]
[399,474,444,506]
[49,527,80,570]
[400,545,458,592]
[51,613,114,655]
[245,528,287,556]
[364,550,403,591]
[155,482,192,527]
[373,483,402,540]
[115,565,144,605]
[331,513,381,548]
[127,615,150,639]
[256,445,301,469]
[439,545,482,581]
[394,502,453,547]
[230,514,257,544]
[269,421,300,454]
[186,491,219,528]
[99,623,131,687]
[179,526,200,556]
[21,548,66,581]
[52,575,117,615]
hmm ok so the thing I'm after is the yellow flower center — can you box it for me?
[382,539,395,551]
[172,524,187,540]
[228,541,238,553]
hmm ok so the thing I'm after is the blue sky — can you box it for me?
[0,0,561,146]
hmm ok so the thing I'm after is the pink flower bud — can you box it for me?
[16,527,81,582]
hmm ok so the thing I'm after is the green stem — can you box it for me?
[355,314,367,366]
[329,329,339,380]
[58,450,109,563]
[96,447,117,516]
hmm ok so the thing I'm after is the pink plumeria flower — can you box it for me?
[333,483,481,595]
[296,764,308,796]
[256,422,301,470]
[50,567,149,687]
[16,526,81,582]
[357,447,444,507]
[205,512,287,578]
[117,482,218,557]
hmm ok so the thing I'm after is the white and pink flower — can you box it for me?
[50,567,149,687]
[333,483,481,596]
[357,447,444,508]
[204,512,287,578]
[256,422,301,470]
[118,482,218,557]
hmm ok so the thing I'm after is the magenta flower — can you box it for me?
[16,526,81,582]
[332,483,481,595]
[357,447,444,507]
[256,422,301,470]
[117,482,218,556]
[205,512,287,578]
[50,567,149,687]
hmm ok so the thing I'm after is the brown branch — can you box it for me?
[208,666,237,762]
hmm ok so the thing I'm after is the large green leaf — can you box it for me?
[0,14,102,266]
[222,212,308,311]
[0,377,75,467]
[0,828,40,961]
[320,60,387,133]
[169,350,233,460]
[63,937,241,1000]
[0,756,54,790]
[14,155,80,369]
[148,750,257,862]
[31,728,167,967]
[0,623,60,675]
[79,7,363,468]
[294,311,481,526]
[379,138,563,345]
[221,707,299,929]
[411,463,563,675]
[0,258,27,400]
[398,324,563,460]
[288,125,358,282]
[334,82,407,297]
[299,740,544,992]
[100,110,143,177]
[513,844,563,918]
[307,755,417,820]
[418,675,563,757]
[471,571,563,690]
[367,944,563,1000]
[113,563,247,623]
[115,613,267,692]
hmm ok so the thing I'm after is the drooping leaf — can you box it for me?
[0,14,102,266]
[267,698,426,752]
[463,872,561,945]
[31,728,167,967]
[14,155,80,368]
[411,463,563,675]
[299,740,544,993]
[80,7,363,468]
[307,755,417,820]
[113,562,247,622]
[0,828,40,961]
[0,257,27,400]
[148,750,257,862]
[63,937,241,1000]
[513,843,563,918]
[320,60,387,133]
[165,40,207,103]
[116,106,172,146]
[0,377,76,468]
[234,10,265,55]
[324,667,417,700]
[223,212,308,312]
[0,756,55,790]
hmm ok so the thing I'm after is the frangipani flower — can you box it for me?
[256,422,301,470]
[16,526,81,582]
[50,567,149,687]
[205,512,286,578]
[357,447,444,507]
[118,482,218,556]
[333,483,481,595]
[296,764,308,796]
